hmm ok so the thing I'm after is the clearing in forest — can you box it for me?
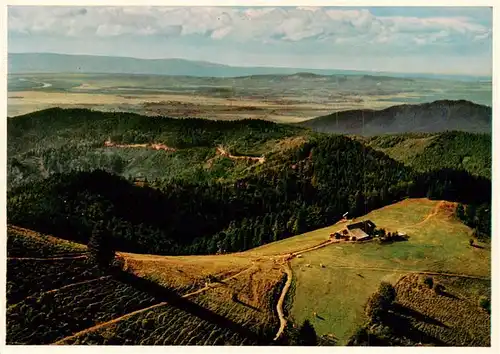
[287,198,490,345]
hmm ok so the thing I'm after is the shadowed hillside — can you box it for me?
[301,100,491,135]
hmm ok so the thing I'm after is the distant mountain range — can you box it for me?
[8,53,491,82]
[300,100,492,135]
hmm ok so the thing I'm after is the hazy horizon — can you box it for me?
[7,52,492,80]
[8,6,492,76]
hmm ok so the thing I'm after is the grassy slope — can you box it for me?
[287,199,490,344]
[6,229,265,345]
[112,198,489,346]
[6,198,490,345]
[7,225,87,257]
[120,252,254,293]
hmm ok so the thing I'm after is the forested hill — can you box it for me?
[359,131,492,179]
[7,107,307,188]
[7,108,491,256]
[300,100,491,135]
[8,136,490,256]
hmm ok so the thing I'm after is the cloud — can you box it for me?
[8,5,491,54]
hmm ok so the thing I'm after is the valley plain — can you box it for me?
[7,72,492,122]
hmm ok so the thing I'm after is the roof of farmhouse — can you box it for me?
[346,220,376,231]
[349,228,370,239]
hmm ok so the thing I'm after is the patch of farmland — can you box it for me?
[7,277,159,344]
[6,258,103,305]
[394,274,490,346]
[60,303,259,345]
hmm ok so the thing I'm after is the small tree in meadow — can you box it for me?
[478,296,490,313]
[297,320,318,346]
[423,276,434,289]
[378,282,396,306]
[365,293,385,322]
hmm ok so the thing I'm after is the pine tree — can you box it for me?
[271,219,280,242]
[465,204,477,226]
[378,282,396,306]
[88,221,115,268]
[293,206,307,235]
[456,203,465,221]
[297,320,317,346]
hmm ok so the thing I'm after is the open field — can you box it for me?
[246,219,350,257]
[287,199,490,344]
[7,90,332,122]
[119,252,254,293]
[7,73,492,121]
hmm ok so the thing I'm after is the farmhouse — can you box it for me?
[345,220,376,241]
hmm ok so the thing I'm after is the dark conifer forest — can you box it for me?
[7,108,492,256]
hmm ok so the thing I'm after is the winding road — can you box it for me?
[216,146,265,164]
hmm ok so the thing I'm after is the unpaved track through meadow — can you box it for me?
[401,200,446,230]
[273,262,292,341]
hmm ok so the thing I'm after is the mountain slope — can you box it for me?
[6,197,491,346]
[8,53,491,81]
[7,109,491,257]
[7,107,306,188]
[361,131,491,179]
[300,100,491,135]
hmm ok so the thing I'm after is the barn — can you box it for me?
[344,220,376,241]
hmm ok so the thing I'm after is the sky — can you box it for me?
[7,6,493,76]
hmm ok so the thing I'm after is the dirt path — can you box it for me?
[53,265,256,345]
[54,301,169,344]
[289,239,340,257]
[318,264,490,280]
[274,262,292,341]
[401,201,445,230]
[7,255,87,261]
[216,146,265,164]
[104,139,176,152]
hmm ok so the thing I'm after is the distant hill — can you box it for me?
[8,53,490,81]
[359,131,491,179]
[300,100,491,135]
